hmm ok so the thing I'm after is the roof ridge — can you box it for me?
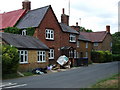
[30,5,50,12]
[1,9,25,14]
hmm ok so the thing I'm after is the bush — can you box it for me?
[91,50,113,63]
[2,45,19,75]
[112,54,120,61]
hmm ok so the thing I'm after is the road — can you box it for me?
[2,61,119,89]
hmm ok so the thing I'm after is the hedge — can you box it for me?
[2,45,19,75]
[112,54,120,61]
[91,50,113,63]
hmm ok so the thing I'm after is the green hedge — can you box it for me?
[2,45,19,75]
[91,51,113,63]
[112,54,120,61]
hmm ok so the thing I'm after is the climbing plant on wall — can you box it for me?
[4,27,35,36]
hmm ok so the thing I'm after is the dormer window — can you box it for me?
[69,34,76,42]
[46,29,54,40]
[22,30,27,35]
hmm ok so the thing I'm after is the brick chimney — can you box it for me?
[61,8,69,26]
[71,22,80,32]
[22,0,31,11]
[106,25,110,33]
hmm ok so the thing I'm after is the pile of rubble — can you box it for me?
[32,55,71,75]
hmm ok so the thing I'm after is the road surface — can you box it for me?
[2,61,119,89]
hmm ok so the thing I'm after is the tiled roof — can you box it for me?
[16,5,50,29]
[1,33,49,50]
[78,34,91,42]
[80,31,108,42]
[0,9,27,29]
[60,23,79,34]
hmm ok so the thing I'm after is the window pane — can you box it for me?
[40,55,42,61]
[25,56,27,62]
[20,55,24,62]
[21,51,23,54]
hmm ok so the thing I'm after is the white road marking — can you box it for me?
[0,83,17,88]
[3,84,27,89]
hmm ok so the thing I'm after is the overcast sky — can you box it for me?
[0,0,119,34]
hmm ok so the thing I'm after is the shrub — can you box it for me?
[91,50,113,63]
[2,45,19,75]
[112,54,120,61]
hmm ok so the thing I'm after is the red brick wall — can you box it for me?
[60,32,78,49]
[34,7,61,63]
[92,33,112,51]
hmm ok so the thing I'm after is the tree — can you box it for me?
[112,32,120,61]
[112,32,120,54]
[2,45,19,75]
[79,26,93,32]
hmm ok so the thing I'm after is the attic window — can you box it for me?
[69,34,76,42]
[22,30,27,35]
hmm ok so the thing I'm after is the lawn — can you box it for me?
[91,73,120,88]
[2,72,34,80]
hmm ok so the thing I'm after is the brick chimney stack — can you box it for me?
[61,8,69,26]
[22,0,31,11]
[71,22,80,32]
[106,25,110,33]
[76,22,78,26]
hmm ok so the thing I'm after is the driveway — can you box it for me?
[2,61,119,89]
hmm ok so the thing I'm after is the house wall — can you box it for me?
[18,50,49,72]
[60,32,78,49]
[34,7,61,64]
[77,41,92,61]
[92,34,112,51]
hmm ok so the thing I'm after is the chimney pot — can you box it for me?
[106,25,110,33]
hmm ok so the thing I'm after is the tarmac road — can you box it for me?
[2,61,119,89]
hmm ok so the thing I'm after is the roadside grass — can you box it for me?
[2,72,34,80]
[91,73,120,88]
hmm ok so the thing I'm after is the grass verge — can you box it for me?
[2,72,34,80]
[91,73,120,88]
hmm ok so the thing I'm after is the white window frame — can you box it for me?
[37,51,46,62]
[69,34,76,42]
[19,50,28,64]
[74,50,77,58]
[77,41,79,47]
[77,52,79,58]
[86,42,88,48]
[86,52,88,57]
[22,29,27,35]
[94,42,98,46]
[49,49,54,59]
[69,50,73,58]
[46,29,54,40]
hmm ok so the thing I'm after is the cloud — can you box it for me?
[0,0,119,33]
